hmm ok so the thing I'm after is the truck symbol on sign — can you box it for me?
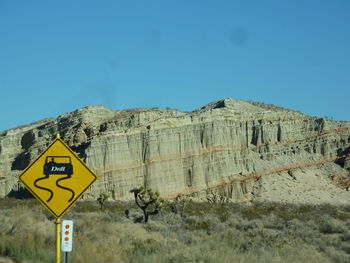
[34,156,75,203]
[44,156,73,176]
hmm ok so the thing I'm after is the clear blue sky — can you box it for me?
[1,0,349,132]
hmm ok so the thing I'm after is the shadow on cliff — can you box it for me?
[7,187,34,199]
[337,147,350,157]
[11,152,31,171]
[335,147,350,168]
[70,141,91,161]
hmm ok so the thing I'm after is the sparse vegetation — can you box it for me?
[169,196,191,217]
[97,192,109,210]
[206,192,230,204]
[130,187,163,223]
[0,199,350,262]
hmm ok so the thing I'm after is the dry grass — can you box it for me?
[0,199,349,262]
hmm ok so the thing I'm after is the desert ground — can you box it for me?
[1,198,350,263]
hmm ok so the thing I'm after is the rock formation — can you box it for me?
[1,99,349,204]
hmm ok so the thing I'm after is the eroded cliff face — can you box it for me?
[1,99,349,204]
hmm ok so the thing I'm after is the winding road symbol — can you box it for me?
[33,156,75,203]
[18,137,97,218]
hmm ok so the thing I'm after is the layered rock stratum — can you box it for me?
[1,99,349,204]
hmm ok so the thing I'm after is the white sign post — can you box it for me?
[61,220,73,263]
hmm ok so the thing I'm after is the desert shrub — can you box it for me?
[1,199,350,262]
[213,204,231,222]
[319,216,347,234]
[183,216,212,233]
[240,203,273,220]
[168,196,192,217]
[340,242,350,254]
[323,246,350,263]
[0,203,54,262]
[182,201,209,217]
[70,200,100,213]
[341,229,350,242]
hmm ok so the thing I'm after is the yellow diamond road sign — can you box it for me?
[19,137,97,218]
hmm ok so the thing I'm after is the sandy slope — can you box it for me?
[254,163,350,205]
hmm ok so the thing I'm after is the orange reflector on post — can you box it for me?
[61,220,73,252]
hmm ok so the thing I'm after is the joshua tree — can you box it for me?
[130,187,163,223]
[97,192,109,210]
[171,195,191,218]
[206,193,229,204]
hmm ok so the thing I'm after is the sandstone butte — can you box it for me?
[0,98,349,205]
